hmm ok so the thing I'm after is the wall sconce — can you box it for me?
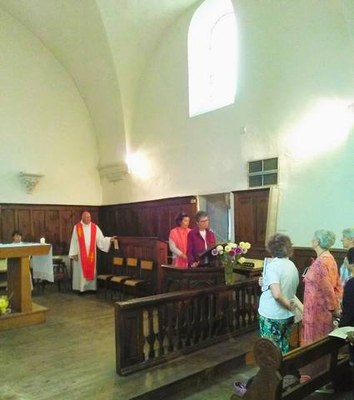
[19,172,44,194]
[98,162,129,183]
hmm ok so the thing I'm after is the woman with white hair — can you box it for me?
[300,230,343,393]
[302,229,343,346]
[339,227,354,286]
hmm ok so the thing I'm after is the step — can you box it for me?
[118,330,259,400]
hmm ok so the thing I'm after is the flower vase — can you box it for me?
[223,260,235,285]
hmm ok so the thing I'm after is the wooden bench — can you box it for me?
[231,336,351,400]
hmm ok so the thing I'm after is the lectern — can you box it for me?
[0,243,51,331]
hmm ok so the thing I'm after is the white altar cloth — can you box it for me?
[31,246,54,282]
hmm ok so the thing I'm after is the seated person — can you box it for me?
[187,211,216,267]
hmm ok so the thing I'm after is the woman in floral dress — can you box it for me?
[302,229,343,346]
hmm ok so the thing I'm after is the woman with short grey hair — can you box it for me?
[340,227,354,286]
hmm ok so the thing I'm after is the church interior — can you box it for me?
[0,0,353,399]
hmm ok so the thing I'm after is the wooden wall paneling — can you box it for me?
[136,205,149,236]
[17,209,32,241]
[124,207,139,236]
[45,210,60,252]
[0,204,100,255]
[0,207,16,242]
[98,196,197,242]
[32,209,46,242]
[111,210,120,236]
[59,210,74,254]
[101,208,113,235]
[159,206,170,240]
[90,209,99,224]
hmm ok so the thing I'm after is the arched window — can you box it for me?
[188,0,237,117]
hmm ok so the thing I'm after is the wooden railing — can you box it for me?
[115,278,260,375]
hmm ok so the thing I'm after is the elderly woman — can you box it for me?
[302,230,343,346]
[339,227,354,286]
[258,233,299,354]
[187,210,216,268]
[168,211,191,268]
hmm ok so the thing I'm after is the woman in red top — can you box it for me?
[168,212,191,268]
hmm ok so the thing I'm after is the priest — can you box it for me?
[69,211,117,293]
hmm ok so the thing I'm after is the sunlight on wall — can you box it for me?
[287,99,354,161]
[126,151,152,179]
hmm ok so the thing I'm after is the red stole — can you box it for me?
[76,222,97,280]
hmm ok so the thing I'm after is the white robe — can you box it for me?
[69,222,111,292]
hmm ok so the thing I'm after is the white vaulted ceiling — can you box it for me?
[0,0,201,167]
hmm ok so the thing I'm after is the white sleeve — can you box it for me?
[69,227,78,257]
[96,226,112,253]
[169,239,182,257]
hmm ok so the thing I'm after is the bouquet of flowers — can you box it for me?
[0,295,10,315]
[211,241,251,284]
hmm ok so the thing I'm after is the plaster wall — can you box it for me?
[0,8,102,205]
[102,0,354,246]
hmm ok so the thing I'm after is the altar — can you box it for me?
[0,243,51,331]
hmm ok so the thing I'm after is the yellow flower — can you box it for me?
[238,257,246,264]
[0,296,9,314]
[239,241,251,250]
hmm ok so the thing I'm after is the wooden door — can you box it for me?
[233,189,269,252]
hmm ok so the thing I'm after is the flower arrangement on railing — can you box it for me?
[211,241,251,284]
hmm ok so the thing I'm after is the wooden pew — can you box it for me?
[231,336,351,400]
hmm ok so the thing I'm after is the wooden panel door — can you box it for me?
[233,189,269,250]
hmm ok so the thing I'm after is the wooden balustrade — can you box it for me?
[115,278,260,376]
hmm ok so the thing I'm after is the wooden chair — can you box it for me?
[122,259,154,298]
[97,257,121,298]
[109,257,132,300]
[53,259,71,292]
